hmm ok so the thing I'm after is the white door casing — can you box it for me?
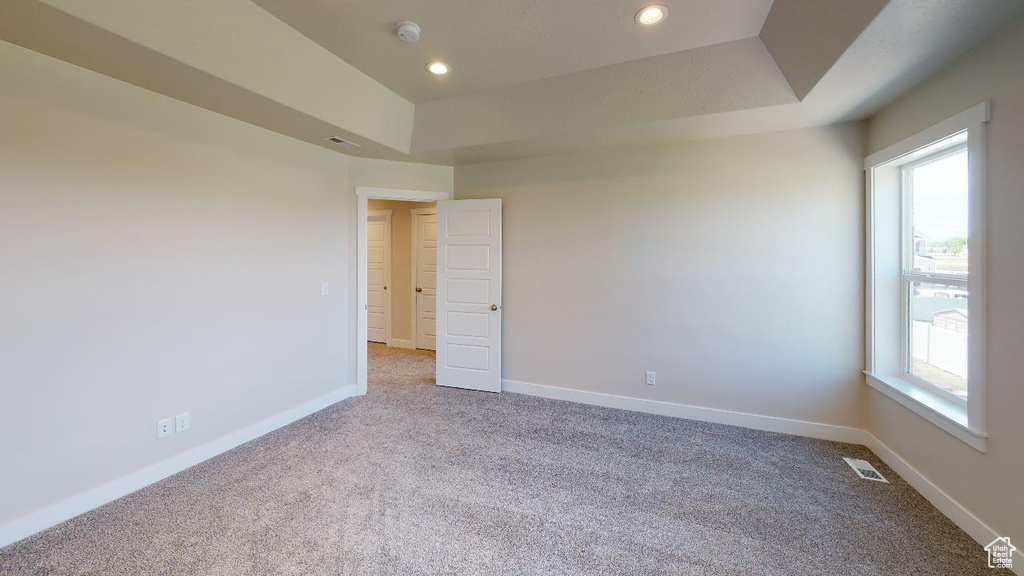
[412,209,437,350]
[436,199,502,393]
[356,188,452,396]
[367,211,391,344]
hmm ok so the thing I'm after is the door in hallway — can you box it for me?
[367,211,391,344]
[413,210,437,350]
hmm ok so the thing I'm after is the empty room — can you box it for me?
[1,1,1023,574]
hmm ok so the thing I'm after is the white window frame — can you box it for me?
[864,102,989,452]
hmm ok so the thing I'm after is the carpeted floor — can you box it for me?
[0,343,1006,575]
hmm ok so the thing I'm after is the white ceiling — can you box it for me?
[406,0,1024,165]
[252,0,774,103]
[3,0,1024,165]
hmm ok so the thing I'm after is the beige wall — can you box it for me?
[0,38,455,535]
[367,200,436,343]
[456,123,866,428]
[865,19,1024,549]
[350,157,453,194]
[0,40,357,528]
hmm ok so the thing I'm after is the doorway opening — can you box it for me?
[355,187,448,396]
[355,187,503,396]
[366,198,438,392]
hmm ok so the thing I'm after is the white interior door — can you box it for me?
[367,211,391,344]
[413,211,437,350]
[436,199,502,392]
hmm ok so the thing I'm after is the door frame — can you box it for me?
[355,187,452,395]
[366,209,392,345]
[410,207,438,350]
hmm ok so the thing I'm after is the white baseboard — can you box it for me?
[388,339,415,350]
[864,433,1021,573]
[0,385,357,549]
[501,379,866,444]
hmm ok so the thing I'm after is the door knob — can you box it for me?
[490,304,498,311]
[383,285,387,290]
[416,287,423,292]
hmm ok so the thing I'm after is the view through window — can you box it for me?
[904,146,969,403]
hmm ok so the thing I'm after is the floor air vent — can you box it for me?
[843,458,889,483]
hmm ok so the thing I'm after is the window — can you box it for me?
[865,103,988,452]
[902,147,969,405]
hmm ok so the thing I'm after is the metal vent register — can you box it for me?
[326,136,361,149]
[843,458,889,483]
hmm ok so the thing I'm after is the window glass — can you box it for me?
[905,147,969,402]
[908,280,968,401]
[908,150,969,276]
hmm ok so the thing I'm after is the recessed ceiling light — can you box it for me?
[426,61,450,75]
[635,4,667,26]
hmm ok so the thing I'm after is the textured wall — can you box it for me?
[0,41,352,526]
[456,124,866,428]
[866,18,1024,552]
[350,157,453,194]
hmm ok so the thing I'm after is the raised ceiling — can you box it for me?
[2,0,1024,165]
[253,0,775,103]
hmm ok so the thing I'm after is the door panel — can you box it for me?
[446,245,490,270]
[436,199,502,392]
[414,212,437,350]
[446,311,489,338]
[367,213,390,344]
[420,250,436,267]
[446,279,490,304]
[445,344,489,371]
[446,210,491,235]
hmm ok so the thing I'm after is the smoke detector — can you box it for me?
[397,21,421,43]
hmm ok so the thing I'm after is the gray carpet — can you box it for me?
[0,343,1005,575]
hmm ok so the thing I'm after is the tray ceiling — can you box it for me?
[253,0,775,103]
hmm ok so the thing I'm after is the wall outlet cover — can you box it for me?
[175,412,190,433]
[157,418,174,439]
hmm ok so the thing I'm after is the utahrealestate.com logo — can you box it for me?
[985,537,1015,570]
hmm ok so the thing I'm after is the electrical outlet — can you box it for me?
[321,282,329,296]
[157,418,174,439]
[646,371,656,385]
[175,412,190,433]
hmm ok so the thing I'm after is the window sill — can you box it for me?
[864,371,987,453]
